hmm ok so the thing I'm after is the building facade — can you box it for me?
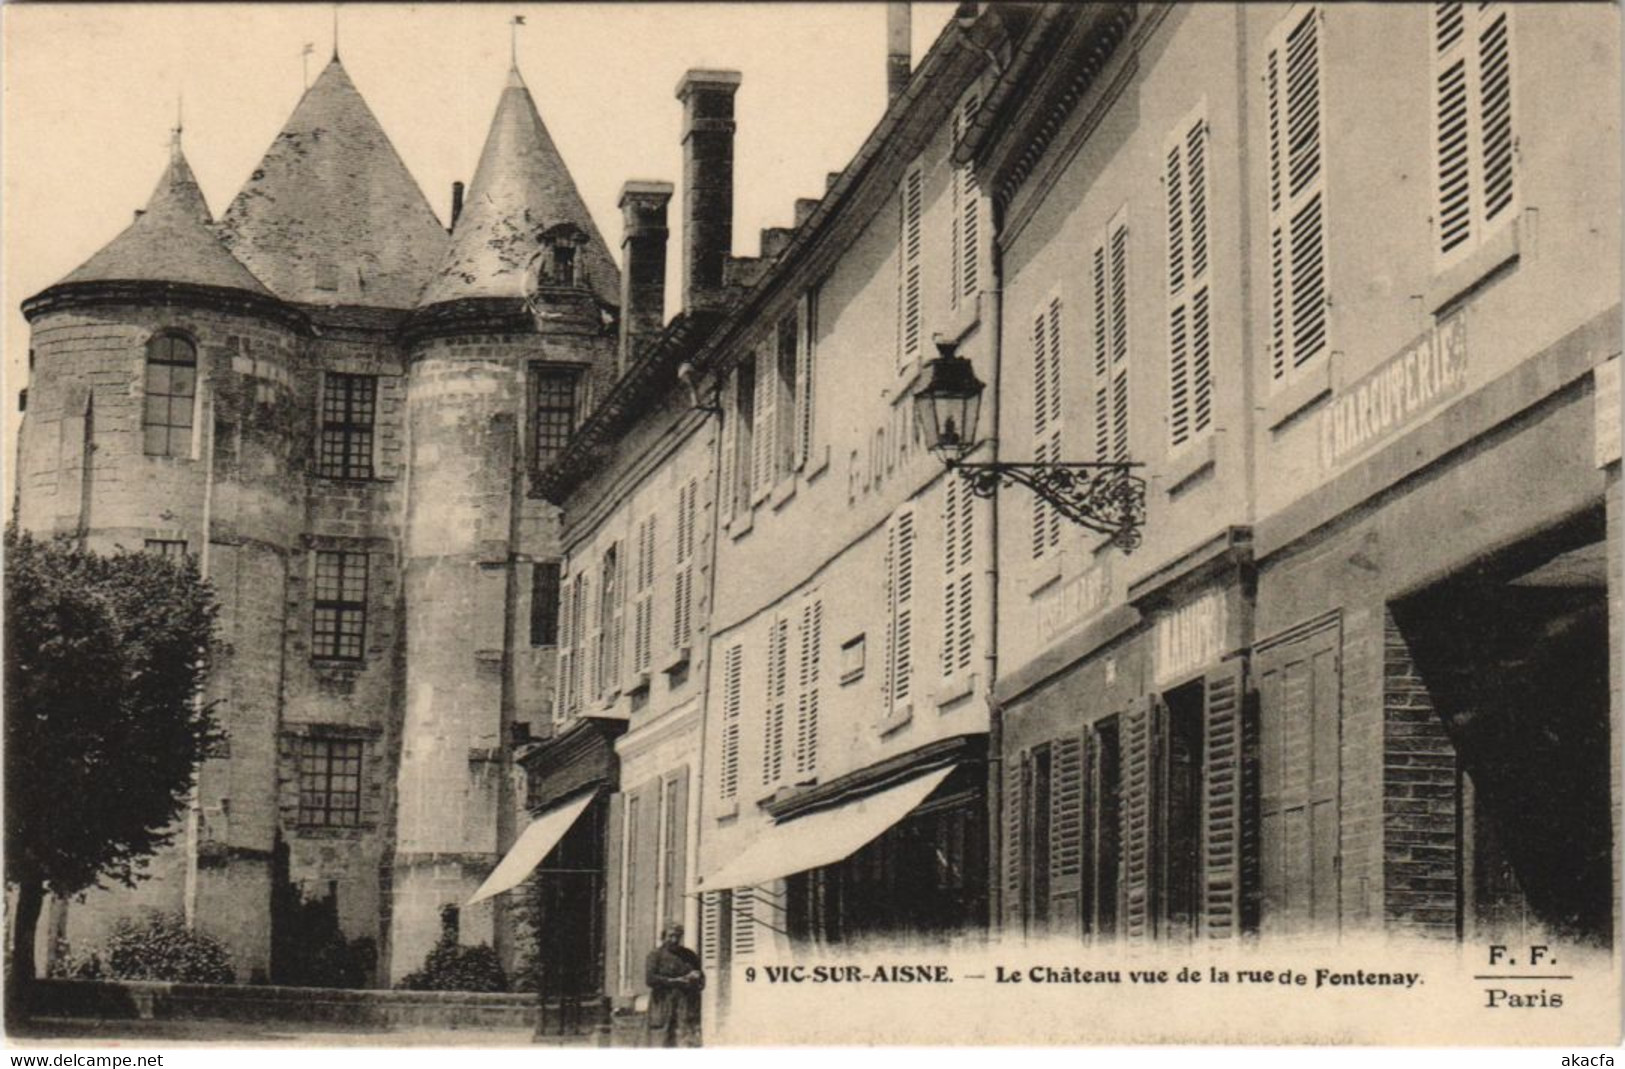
[967,2,1620,947]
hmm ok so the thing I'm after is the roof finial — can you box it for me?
[510,14,525,71]
[332,4,340,60]
[302,42,315,90]
[171,91,183,160]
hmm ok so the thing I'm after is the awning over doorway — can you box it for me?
[699,764,955,890]
[467,790,597,905]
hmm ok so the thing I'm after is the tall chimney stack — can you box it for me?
[676,69,742,312]
[618,180,674,369]
[887,4,911,103]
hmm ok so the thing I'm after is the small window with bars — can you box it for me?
[532,368,579,468]
[318,373,376,480]
[143,333,197,458]
[297,736,363,826]
[313,550,368,661]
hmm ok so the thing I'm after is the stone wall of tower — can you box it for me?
[390,324,612,982]
[17,300,305,981]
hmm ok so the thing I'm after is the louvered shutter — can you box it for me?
[719,368,738,520]
[732,886,756,957]
[1435,2,1473,256]
[557,575,575,721]
[763,617,788,787]
[892,508,915,706]
[633,517,654,674]
[794,291,818,470]
[1266,8,1328,380]
[1079,729,1100,934]
[795,597,822,777]
[604,791,626,995]
[674,480,696,649]
[753,346,777,499]
[956,483,974,674]
[1045,299,1063,548]
[1109,221,1130,462]
[952,93,982,309]
[1478,6,1514,226]
[700,891,723,967]
[1092,246,1112,462]
[665,767,690,930]
[1167,111,1213,449]
[1119,695,1158,943]
[1202,657,1256,938]
[720,644,742,800]
[1048,734,1086,932]
[943,478,961,675]
[1031,309,1051,559]
[899,164,924,366]
[1003,750,1027,929]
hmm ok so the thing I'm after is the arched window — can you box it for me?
[144,333,196,457]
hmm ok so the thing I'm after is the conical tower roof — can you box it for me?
[418,66,619,309]
[54,138,274,297]
[219,57,448,309]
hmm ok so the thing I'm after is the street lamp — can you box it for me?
[913,341,1147,552]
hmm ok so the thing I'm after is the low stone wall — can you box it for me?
[22,979,589,1033]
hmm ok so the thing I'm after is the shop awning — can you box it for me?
[467,790,597,905]
[699,764,955,890]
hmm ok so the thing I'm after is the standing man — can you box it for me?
[645,921,704,1047]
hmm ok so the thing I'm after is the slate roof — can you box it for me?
[417,66,620,310]
[219,57,448,309]
[54,140,274,298]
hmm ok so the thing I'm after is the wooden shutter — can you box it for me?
[753,346,777,499]
[634,784,662,960]
[795,596,822,777]
[634,517,655,674]
[1031,309,1051,559]
[1434,3,1515,263]
[1478,6,1514,226]
[1119,695,1159,943]
[1108,220,1130,462]
[899,163,924,366]
[1167,111,1213,449]
[700,890,723,967]
[1003,750,1028,929]
[952,92,982,309]
[719,368,738,520]
[794,290,818,470]
[720,644,742,800]
[891,508,915,706]
[1201,657,1257,938]
[604,791,625,996]
[732,886,756,957]
[665,768,690,930]
[1048,733,1087,932]
[1266,7,1328,380]
[557,575,575,720]
[1257,615,1341,936]
[1092,244,1111,462]
[674,480,696,649]
[763,617,788,787]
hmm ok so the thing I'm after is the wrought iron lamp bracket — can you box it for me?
[948,459,1147,553]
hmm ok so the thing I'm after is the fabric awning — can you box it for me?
[699,764,955,890]
[467,790,597,905]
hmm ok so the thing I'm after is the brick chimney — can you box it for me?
[676,69,741,311]
[618,180,674,368]
[887,4,911,103]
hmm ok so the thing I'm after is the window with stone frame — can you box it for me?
[313,550,368,661]
[143,332,197,457]
[318,372,377,480]
[531,366,580,469]
[297,736,363,827]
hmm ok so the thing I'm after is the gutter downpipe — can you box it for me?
[982,208,1004,935]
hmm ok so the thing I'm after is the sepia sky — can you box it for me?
[0,2,955,492]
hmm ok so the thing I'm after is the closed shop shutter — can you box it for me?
[1048,733,1086,932]
[1201,657,1257,938]
[604,791,625,997]
[1003,750,1027,930]
[1119,695,1160,943]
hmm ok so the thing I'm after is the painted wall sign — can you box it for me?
[1594,356,1620,469]
[1036,558,1112,644]
[1154,588,1226,686]
[847,401,925,505]
[1319,313,1467,473]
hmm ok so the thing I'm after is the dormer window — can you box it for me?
[537,223,589,289]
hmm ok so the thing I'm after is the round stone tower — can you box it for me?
[390,62,621,982]
[17,133,308,979]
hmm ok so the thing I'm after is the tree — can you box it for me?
[4,527,221,993]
